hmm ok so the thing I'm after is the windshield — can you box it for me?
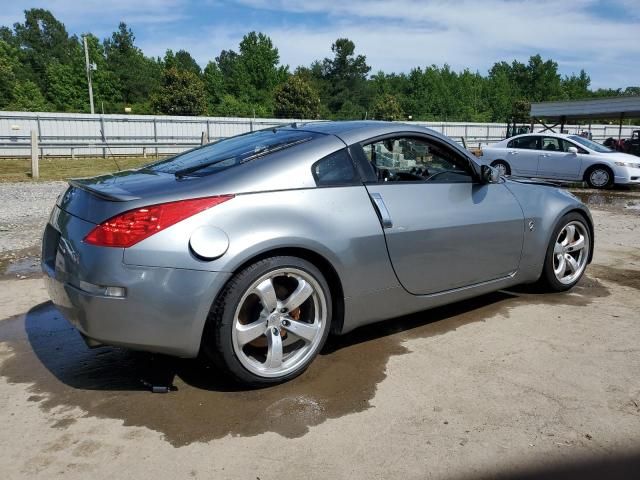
[568,135,613,153]
[146,128,319,176]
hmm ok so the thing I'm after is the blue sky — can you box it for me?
[2,0,639,89]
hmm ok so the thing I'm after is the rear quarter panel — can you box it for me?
[123,186,400,301]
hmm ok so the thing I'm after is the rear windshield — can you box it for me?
[146,128,320,176]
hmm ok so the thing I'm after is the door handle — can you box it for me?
[509,151,518,155]
[369,192,393,228]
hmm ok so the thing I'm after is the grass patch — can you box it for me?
[0,156,162,182]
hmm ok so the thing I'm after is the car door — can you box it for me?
[355,134,524,296]
[537,137,583,180]
[506,135,541,176]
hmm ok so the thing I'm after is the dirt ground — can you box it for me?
[0,185,639,479]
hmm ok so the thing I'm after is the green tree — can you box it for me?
[104,22,161,108]
[164,49,201,75]
[151,67,206,115]
[317,38,371,117]
[9,80,48,111]
[562,70,591,100]
[274,75,321,118]
[0,40,19,108]
[45,60,87,111]
[371,93,404,120]
[203,61,225,112]
[13,9,77,90]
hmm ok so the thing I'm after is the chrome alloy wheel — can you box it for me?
[553,221,590,285]
[231,268,327,378]
[589,168,610,188]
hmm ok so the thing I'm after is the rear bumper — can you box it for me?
[42,206,232,358]
[43,264,230,357]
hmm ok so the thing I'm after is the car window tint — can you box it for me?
[146,128,320,176]
[542,137,568,152]
[508,136,539,150]
[362,136,473,184]
[312,149,358,186]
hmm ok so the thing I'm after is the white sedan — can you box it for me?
[482,132,640,188]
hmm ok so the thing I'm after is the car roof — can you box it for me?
[509,132,578,140]
[281,120,460,149]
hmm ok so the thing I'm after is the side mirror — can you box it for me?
[481,164,501,183]
[568,146,578,154]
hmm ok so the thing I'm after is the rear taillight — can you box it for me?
[84,195,234,248]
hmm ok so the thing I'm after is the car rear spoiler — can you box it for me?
[68,179,141,202]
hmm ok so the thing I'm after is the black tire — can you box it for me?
[202,256,332,386]
[585,165,613,189]
[491,160,511,176]
[536,212,591,292]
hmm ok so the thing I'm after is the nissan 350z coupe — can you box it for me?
[43,121,594,385]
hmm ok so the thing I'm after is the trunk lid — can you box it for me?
[57,169,209,224]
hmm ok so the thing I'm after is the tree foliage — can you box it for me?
[371,94,404,120]
[274,75,320,119]
[0,9,638,119]
[151,67,206,115]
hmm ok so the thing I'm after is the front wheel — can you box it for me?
[491,160,511,176]
[537,213,591,292]
[585,166,613,189]
[203,256,332,386]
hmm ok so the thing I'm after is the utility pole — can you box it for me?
[83,35,95,114]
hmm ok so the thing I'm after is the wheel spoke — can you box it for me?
[554,242,564,255]
[564,225,576,244]
[564,254,579,274]
[236,319,266,346]
[253,278,278,313]
[567,234,585,252]
[554,254,566,277]
[281,278,313,311]
[265,330,283,368]
[283,319,319,343]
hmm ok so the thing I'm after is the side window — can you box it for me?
[508,136,539,150]
[312,148,358,187]
[362,136,473,184]
[542,137,565,152]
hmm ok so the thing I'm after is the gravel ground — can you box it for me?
[0,181,67,253]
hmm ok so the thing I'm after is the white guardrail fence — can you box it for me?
[1,111,638,158]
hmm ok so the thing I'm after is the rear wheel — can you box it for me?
[203,256,331,386]
[491,160,511,176]
[537,213,590,292]
[585,165,613,189]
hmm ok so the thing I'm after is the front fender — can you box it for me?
[504,181,594,282]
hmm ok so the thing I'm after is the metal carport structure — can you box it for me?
[530,96,640,139]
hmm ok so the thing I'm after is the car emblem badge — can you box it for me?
[528,220,535,231]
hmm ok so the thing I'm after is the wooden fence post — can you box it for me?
[201,131,209,145]
[31,129,39,180]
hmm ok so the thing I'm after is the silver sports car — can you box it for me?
[42,121,594,385]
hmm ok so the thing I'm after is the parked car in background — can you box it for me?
[43,121,594,386]
[482,132,640,188]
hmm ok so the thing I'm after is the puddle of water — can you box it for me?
[0,274,610,447]
[589,265,640,291]
[0,246,41,280]
[570,190,640,215]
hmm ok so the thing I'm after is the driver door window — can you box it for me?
[362,137,473,183]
